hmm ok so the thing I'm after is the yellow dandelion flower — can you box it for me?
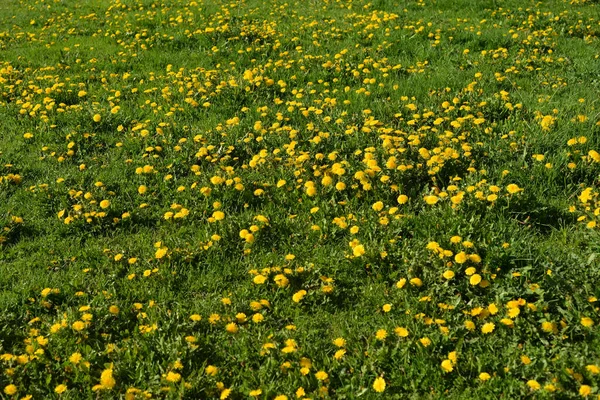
[585,365,600,374]
[4,385,17,395]
[424,195,439,205]
[165,371,181,383]
[441,359,453,372]
[315,371,328,381]
[579,385,592,397]
[69,353,82,364]
[469,274,482,285]
[375,329,387,340]
[443,270,455,279]
[55,384,67,394]
[541,321,555,333]
[334,349,346,360]
[481,322,495,334]
[395,327,409,337]
[155,247,168,259]
[373,376,386,392]
[545,384,557,392]
[506,184,521,194]
[581,317,594,327]
[410,277,423,287]
[292,290,307,303]
[220,388,231,399]
[100,368,116,389]
[352,244,365,257]
[72,321,85,331]
[454,251,468,264]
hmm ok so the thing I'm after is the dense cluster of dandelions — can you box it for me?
[1,0,600,398]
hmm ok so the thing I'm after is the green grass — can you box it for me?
[1,0,600,398]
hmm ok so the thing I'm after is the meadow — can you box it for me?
[1,0,600,398]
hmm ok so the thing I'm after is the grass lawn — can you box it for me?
[1,0,600,398]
